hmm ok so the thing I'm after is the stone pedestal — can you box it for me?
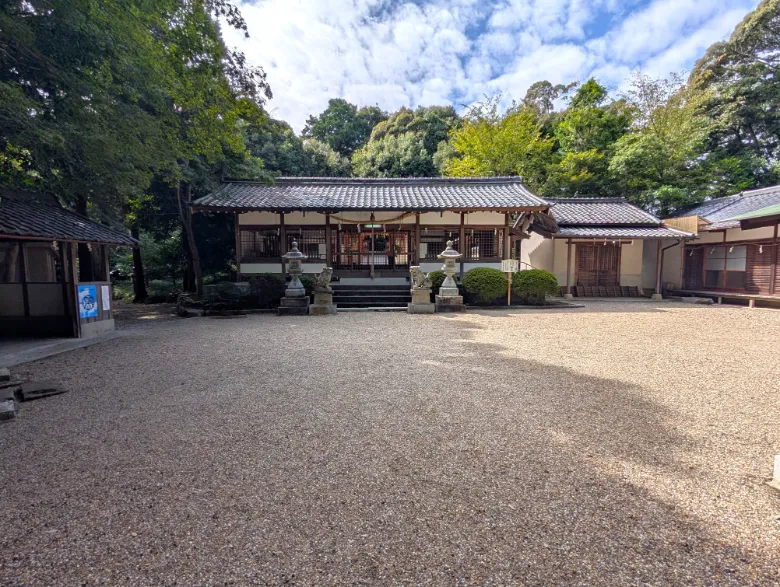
[435,294,465,312]
[408,288,435,314]
[651,293,664,301]
[768,455,780,492]
[564,293,574,300]
[310,291,337,315]
[278,295,310,315]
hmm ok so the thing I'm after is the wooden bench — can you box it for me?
[669,289,780,308]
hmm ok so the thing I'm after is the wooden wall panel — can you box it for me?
[745,244,773,294]
[684,246,704,289]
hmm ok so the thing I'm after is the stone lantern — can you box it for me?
[278,240,310,315]
[435,240,465,312]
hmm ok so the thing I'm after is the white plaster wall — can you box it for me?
[281,211,327,225]
[552,239,575,286]
[724,225,776,242]
[419,211,467,225]
[641,241,659,291]
[661,240,684,289]
[240,262,283,274]
[0,284,24,316]
[462,211,506,225]
[239,211,280,225]
[28,284,65,316]
[522,232,554,271]
[301,263,326,274]
[619,240,644,288]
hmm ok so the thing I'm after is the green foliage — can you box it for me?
[303,139,352,176]
[248,274,287,308]
[428,270,446,294]
[302,99,387,157]
[462,267,508,305]
[445,97,553,190]
[512,269,558,305]
[299,275,316,297]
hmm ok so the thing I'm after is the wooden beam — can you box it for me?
[504,213,511,259]
[655,239,663,295]
[102,244,110,282]
[325,213,332,268]
[770,223,778,295]
[58,241,70,319]
[234,214,242,282]
[19,242,30,317]
[459,212,465,277]
[566,238,572,295]
[415,212,421,265]
[279,212,286,274]
[68,243,81,337]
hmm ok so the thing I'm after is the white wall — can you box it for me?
[661,240,685,289]
[551,239,575,286]
[522,232,554,271]
[619,240,644,288]
[240,262,283,274]
[239,211,280,225]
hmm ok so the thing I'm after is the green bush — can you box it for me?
[512,269,558,305]
[248,274,287,308]
[428,270,446,294]
[299,275,315,298]
[462,267,508,305]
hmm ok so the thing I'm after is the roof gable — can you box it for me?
[193,177,548,211]
[0,196,138,247]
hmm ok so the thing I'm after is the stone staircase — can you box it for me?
[331,282,412,309]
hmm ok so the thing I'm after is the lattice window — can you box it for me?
[420,229,458,261]
[240,228,280,262]
[0,242,22,283]
[285,228,327,260]
[464,229,502,260]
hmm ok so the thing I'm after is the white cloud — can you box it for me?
[224,0,760,132]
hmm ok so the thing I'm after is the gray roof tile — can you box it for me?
[548,198,662,226]
[193,177,548,211]
[557,226,694,239]
[0,196,138,246]
[674,185,780,222]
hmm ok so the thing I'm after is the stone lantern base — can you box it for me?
[309,291,337,315]
[278,295,310,316]
[408,288,435,314]
[435,293,465,312]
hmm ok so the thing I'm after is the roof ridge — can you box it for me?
[223,176,526,185]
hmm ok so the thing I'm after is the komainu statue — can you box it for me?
[410,266,432,290]
[314,267,334,293]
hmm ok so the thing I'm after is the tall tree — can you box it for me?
[302,99,387,157]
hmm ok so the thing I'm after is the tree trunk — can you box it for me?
[180,229,196,292]
[177,182,203,296]
[131,225,148,302]
[74,197,94,282]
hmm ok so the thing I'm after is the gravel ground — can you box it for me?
[1,301,778,586]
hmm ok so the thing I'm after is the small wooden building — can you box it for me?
[663,185,780,303]
[0,195,138,338]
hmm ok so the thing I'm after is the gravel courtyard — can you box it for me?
[1,301,778,585]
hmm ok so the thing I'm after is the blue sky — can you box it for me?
[224,0,759,132]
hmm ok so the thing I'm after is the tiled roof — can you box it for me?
[547,198,662,226]
[193,177,548,211]
[674,185,780,225]
[0,196,138,246]
[557,226,694,239]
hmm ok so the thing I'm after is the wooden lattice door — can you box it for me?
[577,244,619,287]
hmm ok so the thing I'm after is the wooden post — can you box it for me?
[459,212,465,277]
[655,239,663,296]
[58,241,70,319]
[770,223,778,295]
[234,214,242,282]
[279,212,286,274]
[415,212,421,265]
[370,224,375,279]
[19,242,30,317]
[68,243,81,338]
[102,245,110,282]
[565,239,572,296]
[325,213,332,268]
[507,271,512,306]
[504,213,511,259]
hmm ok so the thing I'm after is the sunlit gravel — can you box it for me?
[1,301,779,585]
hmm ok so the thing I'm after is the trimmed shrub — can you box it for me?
[299,275,315,298]
[428,270,446,295]
[248,273,287,308]
[462,267,508,305]
[512,269,558,305]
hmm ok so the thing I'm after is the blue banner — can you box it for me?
[78,284,98,318]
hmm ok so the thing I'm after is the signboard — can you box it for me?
[501,259,519,273]
[78,284,98,319]
[101,285,111,312]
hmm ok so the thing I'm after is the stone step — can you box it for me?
[337,301,409,309]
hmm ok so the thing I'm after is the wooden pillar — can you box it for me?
[459,212,465,277]
[19,242,30,317]
[102,244,110,282]
[325,213,332,268]
[565,239,572,295]
[655,239,663,295]
[770,223,778,295]
[279,212,286,274]
[58,241,70,318]
[504,213,511,259]
[415,212,421,265]
[234,214,242,282]
[68,243,81,337]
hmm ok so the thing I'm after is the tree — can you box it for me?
[302,139,352,176]
[302,99,387,157]
[522,81,577,116]
[444,97,553,190]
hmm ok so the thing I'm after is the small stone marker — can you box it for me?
[0,398,17,421]
[768,455,780,493]
[18,381,67,401]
